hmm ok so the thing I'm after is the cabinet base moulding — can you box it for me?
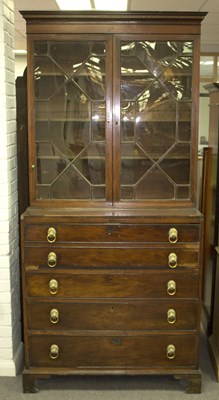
[22,368,202,394]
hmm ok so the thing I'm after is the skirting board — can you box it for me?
[0,342,23,376]
[208,335,219,382]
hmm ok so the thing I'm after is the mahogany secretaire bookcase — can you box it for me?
[19,11,206,393]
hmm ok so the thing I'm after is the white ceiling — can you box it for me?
[14,0,219,53]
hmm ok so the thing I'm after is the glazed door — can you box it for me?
[113,37,197,207]
[30,36,113,206]
[29,34,198,208]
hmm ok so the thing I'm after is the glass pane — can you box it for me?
[120,40,193,201]
[121,57,153,100]
[92,102,105,141]
[74,56,105,100]
[34,56,67,100]
[121,102,135,141]
[34,40,107,201]
[134,41,178,78]
[35,101,50,122]
[37,186,51,199]
[136,98,176,161]
[74,143,105,185]
[180,42,193,55]
[135,167,174,200]
[35,121,49,142]
[50,42,90,75]
[121,144,152,185]
[93,186,105,199]
[159,143,191,184]
[176,186,190,199]
[35,42,48,55]
[178,102,192,141]
[51,165,91,199]
[159,57,193,101]
[37,142,68,185]
[50,121,90,160]
[91,42,106,55]
[50,81,91,121]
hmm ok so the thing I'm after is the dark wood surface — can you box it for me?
[20,10,204,393]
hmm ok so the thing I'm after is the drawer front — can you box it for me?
[27,300,198,330]
[24,247,199,269]
[26,270,199,299]
[24,223,200,244]
[28,334,198,368]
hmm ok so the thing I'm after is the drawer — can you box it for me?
[24,247,199,269]
[26,270,199,299]
[24,223,200,244]
[28,333,198,368]
[27,300,198,330]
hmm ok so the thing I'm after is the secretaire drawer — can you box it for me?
[24,246,200,269]
[26,270,199,299]
[27,299,198,330]
[24,223,200,244]
[28,333,198,368]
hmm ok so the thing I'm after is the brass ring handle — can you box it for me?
[167,280,176,296]
[47,227,56,243]
[47,252,57,268]
[167,344,176,359]
[168,228,178,243]
[50,308,59,324]
[167,308,176,324]
[50,344,59,360]
[49,279,58,295]
[168,253,177,269]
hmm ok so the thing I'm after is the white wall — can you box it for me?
[15,54,26,78]
[0,0,23,376]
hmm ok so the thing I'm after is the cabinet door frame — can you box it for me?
[112,34,200,208]
[27,33,113,208]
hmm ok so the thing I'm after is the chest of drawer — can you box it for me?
[27,299,198,331]
[28,333,198,368]
[24,223,200,244]
[26,270,199,299]
[24,246,199,269]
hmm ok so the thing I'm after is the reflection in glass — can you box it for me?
[50,42,90,75]
[74,56,105,100]
[121,57,153,100]
[92,102,106,141]
[120,40,193,201]
[159,57,192,100]
[34,56,67,100]
[135,41,179,77]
